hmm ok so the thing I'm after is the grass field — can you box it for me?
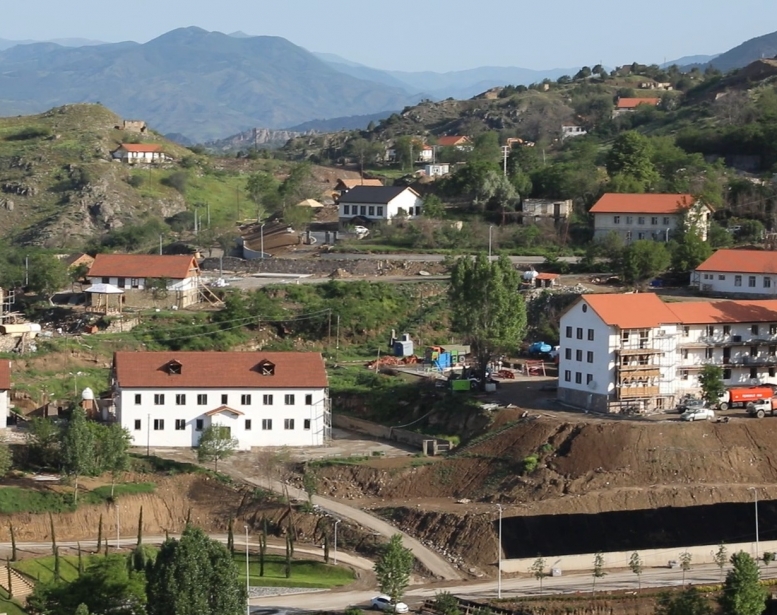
[0,587,27,615]
[14,554,96,584]
[0,483,156,514]
[235,553,355,588]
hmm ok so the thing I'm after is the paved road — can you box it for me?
[252,561,777,611]
[320,253,580,265]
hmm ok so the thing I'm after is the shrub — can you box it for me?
[523,455,539,473]
[161,171,188,193]
[126,174,145,188]
[6,126,51,141]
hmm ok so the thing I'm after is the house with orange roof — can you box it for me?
[590,193,712,242]
[111,143,170,164]
[112,351,329,449]
[86,254,201,309]
[693,250,777,297]
[436,136,472,150]
[613,97,661,117]
[558,293,777,414]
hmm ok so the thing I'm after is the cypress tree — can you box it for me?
[54,546,61,581]
[227,517,234,555]
[49,512,57,556]
[137,506,143,546]
[6,556,12,598]
[259,517,267,577]
[9,522,16,562]
[77,542,84,575]
[323,531,330,564]
[285,532,291,579]
[96,513,103,554]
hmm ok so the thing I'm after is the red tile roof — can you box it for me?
[695,249,777,274]
[336,178,384,189]
[0,361,9,390]
[437,136,470,147]
[536,273,560,280]
[114,351,328,389]
[117,143,163,153]
[88,254,199,280]
[668,300,777,325]
[616,97,661,109]
[583,294,679,329]
[590,193,696,215]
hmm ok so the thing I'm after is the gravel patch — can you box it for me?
[249,587,324,598]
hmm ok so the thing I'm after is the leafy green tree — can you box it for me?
[146,525,246,615]
[25,253,69,295]
[470,132,502,165]
[0,438,12,477]
[61,407,96,503]
[672,231,712,273]
[715,543,729,582]
[680,551,692,585]
[374,534,414,612]
[530,556,547,593]
[98,424,132,497]
[709,223,733,248]
[719,551,766,615]
[592,552,606,594]
[245,172,279,220]
[657,587,712,615]
[699,365,726,408]
[449,254,527,383]
[394,136,421,170]
[278,162,319,210]
[433,591,461,615]
[422,195,446,219]
[629,551,643,590]
[347,138,383,176]
[197,425,238,471]
[620,240,671,285]
[606,131,660,191]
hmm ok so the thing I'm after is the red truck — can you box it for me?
[718,386,774,411]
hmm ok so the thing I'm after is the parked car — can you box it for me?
[676,396,705,413]
[680,407,715,422]
[353,225,370,237]
[371,595,409,613]
[748,399,774,418]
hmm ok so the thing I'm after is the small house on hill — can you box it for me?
[335,178,384,193]
[436,136,472,150]
[339,186,423,224]
[111,143,170,164]
[86,254,201,310]
[613,97,661,117]
[61,253,95,271]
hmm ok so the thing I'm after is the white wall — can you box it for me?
[695,270,777,296]
[88,276,196,291]
[0,391,7,424]
[558,300,615,397]
[593,213,676,242]
[117,387,327,450]
[339,191,423,222]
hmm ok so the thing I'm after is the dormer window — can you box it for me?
[256,360,275,376]
[166,360,182,375]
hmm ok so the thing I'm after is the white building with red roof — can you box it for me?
[693,250,777,297]
[112,351,329,449]
[558,293,777,414]
[590,193,712,243]
[0,360,9,424]
[86,254,201,309]
[111,143,170,164]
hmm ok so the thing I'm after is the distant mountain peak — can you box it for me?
[229,31,254,39]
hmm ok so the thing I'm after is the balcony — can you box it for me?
[617,347,662,355]
[617,365,661,377]
[679,334,777,348]
[723,355,777,367]
[617,386,660,400]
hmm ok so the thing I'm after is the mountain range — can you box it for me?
[0,27,776,142]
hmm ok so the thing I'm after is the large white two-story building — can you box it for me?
[590,193,712,243]
[112,351,329,450]
[338,186,423,224]
[0,361,9,424]
[558,293,777,414]
[692,250,777,297]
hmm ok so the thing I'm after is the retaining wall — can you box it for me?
[333,414,451,454]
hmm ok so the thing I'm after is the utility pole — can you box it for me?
[236,187,240,222]
[501,145,510,177]
[24,256,28,287]
[328,311,332,353]
[497,504,503,599]
[158,235,163,255]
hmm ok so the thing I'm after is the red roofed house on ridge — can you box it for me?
[590,193,712,243]
[613,97,661,117]
[112,351,329,449]
[693,249,777,297]
[111,143,171,164]
[86,254,201,310]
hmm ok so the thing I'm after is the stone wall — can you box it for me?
[556,386,609,413]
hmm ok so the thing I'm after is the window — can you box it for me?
[723,368,732,379]
[706,326,715,337]
[588,329,594,341]
[681,370,689,380]
[749,276,757,288]
[663,217,670,225]
[575,372,582,384]
[377,206,384,216]
[724,325,731,336]
[153,419,165,431]
[134,393,141,405]
[613,216,620,224]
[771,367,776,378]
[625,231,632,242]
[752,325,760,335]
[241,394,251,405]
[770,346,776,357]
[682,349,689,359]
[154,394,165,405]
[587,351,594,363]
[575,349,582,361]
[565,348,572,360]
[705,348,713,359]
[263,394,273,405]
[221,394,228,404]
[343,205,350,215]
[305,394,313,405]
[304,419,311,430]
[101,276,109,284]
[751,367,758,379]
[586,374,593,384]
[638,232,646,240]
[360,205,367,216]
[284,419,295,430]
[245,419,252,431]
[683,326,690,337]
[197,394,207,405]
[134,419,141,431]
[284,394,295,405]
[117,277,126,288]
[719,275,725,281]
[175,419,185,431]
[564,370,571,382]
[130,278,140,289]
[175,394,186,406]
[766,277,772,288]
[638,217,645,225]
[735,275,742,287]
[576,327,583,340]
[368,205,375,216]
[262,419,272,430]
[651,217,658,225]
[751,346,758,356]
[565,326,572,338]
[195,419,203,431]
[626,216,633,224]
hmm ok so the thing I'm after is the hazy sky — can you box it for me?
[1,0,774,72]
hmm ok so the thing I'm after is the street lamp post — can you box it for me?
[334,519,341,565]
[750,488,760,560]
[488,226,494,261]
[260,223,265,260]
[116,503,120,549]
[497,504,503,599]
[244,526,250,615]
